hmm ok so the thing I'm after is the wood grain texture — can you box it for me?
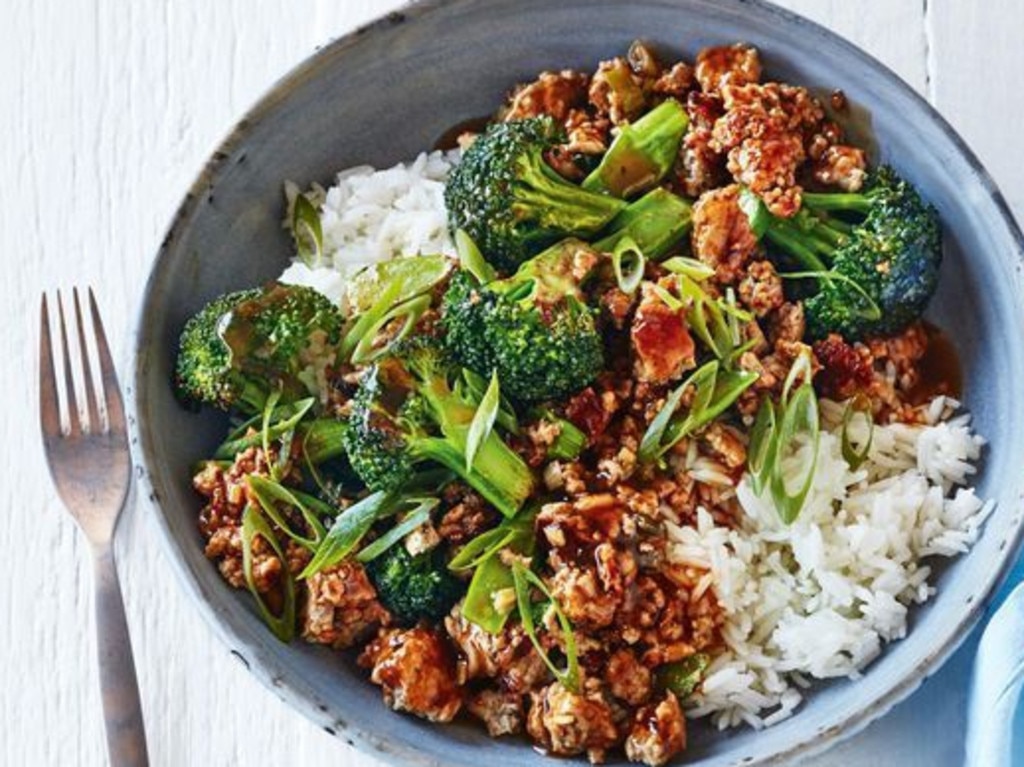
[2,2,1019,766]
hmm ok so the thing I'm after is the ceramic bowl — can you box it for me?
[130,0,1024,764]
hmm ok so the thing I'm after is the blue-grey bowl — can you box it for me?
[130,0,1024,764]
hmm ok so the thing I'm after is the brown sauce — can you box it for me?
[907,321,963,405]
[433,115,493,151]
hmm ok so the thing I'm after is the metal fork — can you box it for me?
[39,289,149,767]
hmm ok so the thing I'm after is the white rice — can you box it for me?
[279,149,460,306]
[667,396,991,729]
[276,152,991,733]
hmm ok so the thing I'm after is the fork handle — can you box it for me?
[93,545,149,767]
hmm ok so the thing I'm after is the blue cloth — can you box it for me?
[965,578,1024,766]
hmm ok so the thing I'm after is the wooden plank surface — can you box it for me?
[2,1,1019,765]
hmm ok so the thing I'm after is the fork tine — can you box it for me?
[56,291,81,436]
[39,295,62,439]
[73,288,101,432]
[88,288,125,434]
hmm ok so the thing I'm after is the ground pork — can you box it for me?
[302,560,390,649]
[358,627,463,722]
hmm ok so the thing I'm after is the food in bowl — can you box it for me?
[174,40,991,765]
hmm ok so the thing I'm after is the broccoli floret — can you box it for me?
[342,338,535,517]
[174,283,342,412]
[366,545,464,625]
[582,99,689,198]
[444,117,627,273]
[742,167,941,340]
[441,239,604,403]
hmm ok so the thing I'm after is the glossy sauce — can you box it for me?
[907,321,963,405]
[433,115,492,151]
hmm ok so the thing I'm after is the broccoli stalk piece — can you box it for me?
[366,545,464,625]
[444,117,627,273]
[740,167,941,340]
[582,99,689,198]
[442,238,604,403]
[342,340,535,517]
[594,186,693,259]
[174,283,342,412]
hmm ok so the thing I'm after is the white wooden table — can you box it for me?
[4,1,1021,765]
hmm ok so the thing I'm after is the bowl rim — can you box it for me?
[129,0,1024,764]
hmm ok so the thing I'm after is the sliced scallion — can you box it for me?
[840,394,874,470]
[465,371,501,472]
[241,504,296,642]
[512,562,580,693]
[611,236,646,295]
[291,193,323,267]
[355,498,439,563]
[298,491,393,578]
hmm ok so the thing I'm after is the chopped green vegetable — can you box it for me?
[611,236,645,295]
[465,371,501,471]
[299,490,395,578]
[291,193,323,267]
[355,497,439,563]
[241,504,296,642]
[594,187,693,260]
[658,653,711,699]
[456,508,537,633]
[512,562,580,693]
[745,350,821,523]
[246,474,329,550]
[583,99,689,198]
[841,395,874,471]
[638,360,758,463]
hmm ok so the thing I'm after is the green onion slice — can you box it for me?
[639,361,758,464]
[512,562,580,693]
[455,229,497,284]
[291,193,323,268]
[298,491,394,578]
[840,394,874,470]
[355,497,439,563]
[769,382,820,524]
[246,475,329,550]
[747,396,778,496]
[350,293,431,366]
[241,504,296,642]
[465,371,501,472]
[448,527,518,572]
[214,397,315,460]
[611,236,646,295]
[662,256,715,281]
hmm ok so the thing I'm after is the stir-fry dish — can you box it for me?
[177,42,991,764]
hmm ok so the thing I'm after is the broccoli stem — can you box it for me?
[763,219,831,273]
[516,152,627,238]
[801,191,873,214]
[301,419,349,464]
[412,373,534,517]
[594,187,693,259]
[583,99,689,198]
[411,436,531,518]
